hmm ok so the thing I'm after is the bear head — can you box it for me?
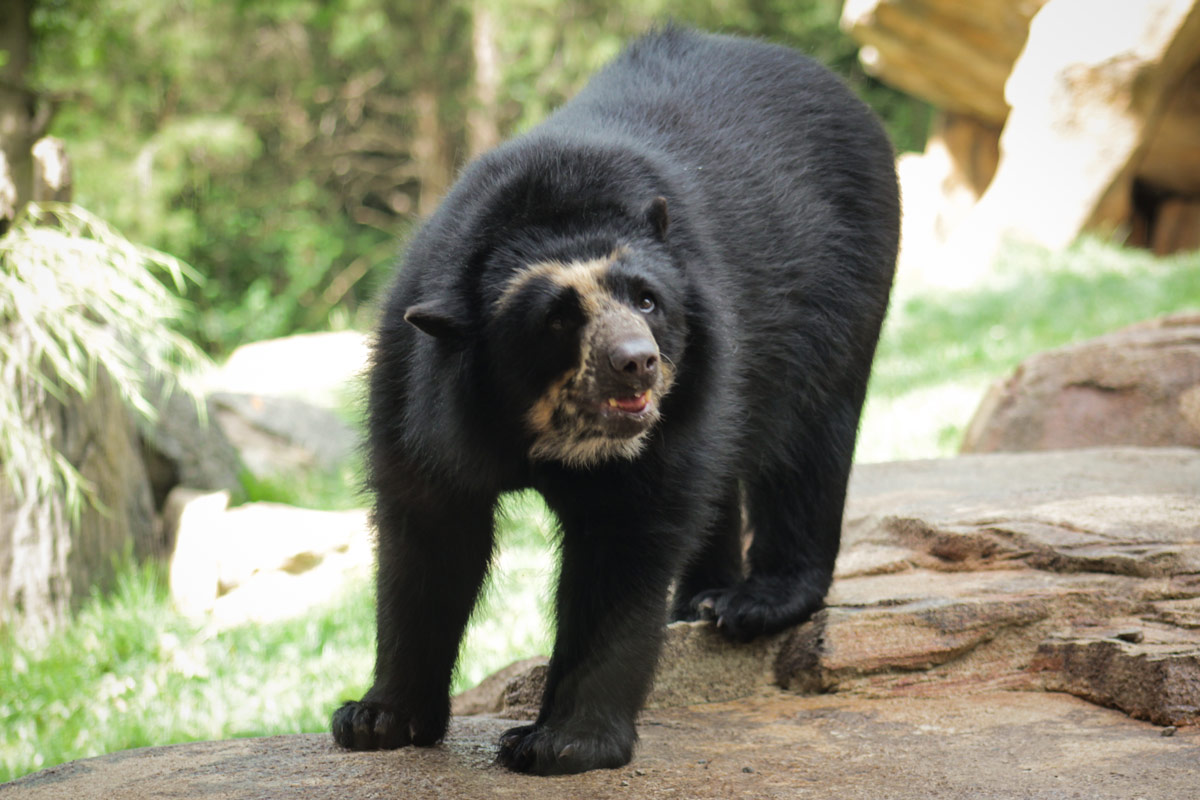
[403,197,687,468]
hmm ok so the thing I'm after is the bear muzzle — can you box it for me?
[591,319,662,432]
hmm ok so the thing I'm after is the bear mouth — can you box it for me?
[603,390,653,417]
[592,389,658,439]
[526,360,673,467]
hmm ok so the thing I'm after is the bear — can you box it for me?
[331,26,899,775]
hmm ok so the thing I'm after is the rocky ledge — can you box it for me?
[6,447,1199,798]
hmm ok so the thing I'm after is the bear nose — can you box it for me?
[609,337,659,380]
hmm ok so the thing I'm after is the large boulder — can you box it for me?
[164,488,372,628]
[848,0,1200,275]
[962,313,1200,453]
[842,0,1049,125]
[947,0,1200,260]
[139,375,243,509]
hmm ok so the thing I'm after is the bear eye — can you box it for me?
[548,315,565,332]
[637,292,656,313]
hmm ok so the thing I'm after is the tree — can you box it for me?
[0,0,55,231]
[1,0,205,635]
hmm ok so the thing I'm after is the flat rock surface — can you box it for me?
[6,693,1197,800]
[461,448,1200,726]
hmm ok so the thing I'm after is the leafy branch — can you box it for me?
[0,203,209,516]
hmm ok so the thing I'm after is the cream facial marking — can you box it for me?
[495,248,628,315]
[500,248,675,468]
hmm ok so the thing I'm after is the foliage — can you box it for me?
[27,0,927,354]
[0,203,207,515]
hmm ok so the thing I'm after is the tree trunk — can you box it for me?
[387,0,462,219]
[467,0,501,159]
[0,0,39,232]
[0,2,149,636]
[410,86,454,219]
[0,353,160,636]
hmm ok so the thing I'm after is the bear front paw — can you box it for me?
[496,722,634,775]
[330,699,447,750]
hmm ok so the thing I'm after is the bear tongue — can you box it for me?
[608,391,650,413]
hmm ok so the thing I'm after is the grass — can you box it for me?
[0,492,555,784]
[5,238,1200,783]
[0,559,376,781]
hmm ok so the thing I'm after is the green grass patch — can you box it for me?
[238,461,366,511]
[0,559,375,783]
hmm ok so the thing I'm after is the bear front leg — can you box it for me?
[332,489,495,750]
[496,501,681,775]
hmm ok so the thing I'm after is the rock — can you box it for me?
[8,693,1198,799]
[841,0,1048,125]
[204,331,368,477]
[895,112,1002,283]
[207,330,369,409]
[848,0,1200,268]
[139,376,243,508]
[165,488,372,628]
[962,313,1200,453]
[1140,58,1200,197]
[451,656,549,718]
[1033,632,1200,725]
[940,0,1200,267]
[164,488,231,618]
[210,392,357,476]
[649,621,786,708]
[450,624,792,718]
[1151,197,1200,255]
[795,447,1200,724]
[778,595,1050,691]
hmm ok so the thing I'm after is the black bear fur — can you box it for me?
[331,27,899,775]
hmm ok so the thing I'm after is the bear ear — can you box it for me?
[643,196,669,241]
[404,300,468,340]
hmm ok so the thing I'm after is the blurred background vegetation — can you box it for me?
[30,0,929,355]
[4,0,1200,785]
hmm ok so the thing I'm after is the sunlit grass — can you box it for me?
[855,238,1200,462]
[0,559,375,782]
[457,491,556,690]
